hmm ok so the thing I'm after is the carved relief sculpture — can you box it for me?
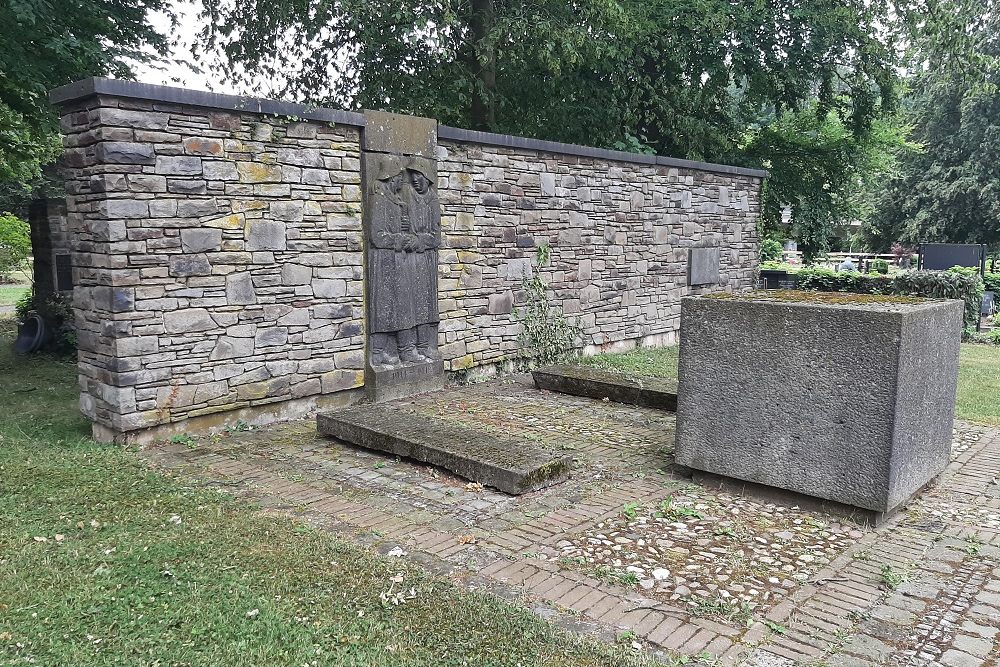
[367,155,441,368]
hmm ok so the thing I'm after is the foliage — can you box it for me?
[514,244,580,365]
[0,0,174,208]
[14,289,33,321]
[871,259,890,275]
[796,267,983,329]
[516,273,580,366]
[0,320,649,667]
[985,273,1000,293]
[198,0,903,251]
[14,290,76,352]
[760,239,783,263]
[745,105,915,263]
[0,212,31,279]
[864,1,1000,251]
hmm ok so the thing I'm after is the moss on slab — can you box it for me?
[704,289,927,307]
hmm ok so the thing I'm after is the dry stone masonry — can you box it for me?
[50,78,765,442]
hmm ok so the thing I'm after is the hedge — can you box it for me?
[984,272,1000,293]
[795,267,983,330]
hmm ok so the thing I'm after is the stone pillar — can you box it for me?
[361,111,444,401]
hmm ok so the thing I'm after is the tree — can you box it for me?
[0,0,174,305]
[198,1,902,196]
[864,0,1000,251]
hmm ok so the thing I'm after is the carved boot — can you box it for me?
[371,333,399,367]
[397,327,426,364]
[416,323,440,360]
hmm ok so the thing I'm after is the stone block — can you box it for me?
[180,229,222,253]
[169,254,212,277]
[281,263,312,285]
[203,161,239,180]
[675,292,964,515]
[488,291,514,315]
[156,156,203,175]
[362,110,436,157]
[163,308,217,334]
[96,142,156,165]
[225,272,257,305]
[688,246,720,286]
[209,336,255,360]
[245,220,286,251]
[317,405,572,494]
[183,137,224,156]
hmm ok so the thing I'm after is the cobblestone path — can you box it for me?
[142,377,1000,665]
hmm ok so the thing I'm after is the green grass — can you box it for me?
[582,343,1000,425]
[956,344,1000,425]
[0,283,29,308]
[577,346,679,379]
[0,318,646,667]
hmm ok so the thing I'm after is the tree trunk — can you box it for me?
[467,0,496,131]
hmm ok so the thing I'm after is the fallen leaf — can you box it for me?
[32,536,47,543]
[457,534,477,545]
[245,608,260,619]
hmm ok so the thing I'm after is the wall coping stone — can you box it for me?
[50,77,769,179]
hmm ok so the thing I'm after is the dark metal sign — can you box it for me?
[918,243,986,273]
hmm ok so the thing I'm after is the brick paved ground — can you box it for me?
[141,376,1000,665]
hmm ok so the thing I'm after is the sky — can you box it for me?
[131,1,240,95]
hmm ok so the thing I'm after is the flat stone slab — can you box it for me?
[531,365,678,411]
[317,404,571,495]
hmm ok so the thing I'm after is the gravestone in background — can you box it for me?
[362,111,444,401]
[675,292,963,523]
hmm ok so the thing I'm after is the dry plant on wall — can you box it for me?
[515,244,581,367]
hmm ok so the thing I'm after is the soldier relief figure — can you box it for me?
[368,156,441,368]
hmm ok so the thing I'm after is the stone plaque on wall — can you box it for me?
[688,246,721,286]
[362,111,444,401]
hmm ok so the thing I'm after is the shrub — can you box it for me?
[760,239,783,263]
[0,212,31,280]
[984,272,1000,293]
[796,267,982,329]
[870,259,889,274]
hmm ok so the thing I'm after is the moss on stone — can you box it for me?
[705,289,927,306]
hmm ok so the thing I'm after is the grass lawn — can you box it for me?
[580,343,1000,425]
[0,284,29,309]
[0,318,646,667]
[0,265,31,309]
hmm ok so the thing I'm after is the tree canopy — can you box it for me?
[0,0,174,191]
[865,0,1000,252]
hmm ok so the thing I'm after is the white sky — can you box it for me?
[130,1,242,95]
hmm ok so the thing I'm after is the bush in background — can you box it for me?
[0,212,31,281]
[797,267,982,329]
[984,272,1000,293]
[760,238,783,263]
[870,259,889,274]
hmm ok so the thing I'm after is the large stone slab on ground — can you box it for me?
[532,364,678,410]
[675,291,964,514]
[317,404,572,494]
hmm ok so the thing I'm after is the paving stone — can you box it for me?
[317,402,572,495]
[532,364,678,410]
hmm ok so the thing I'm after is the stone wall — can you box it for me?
[55,85,367,440]
[436,137,760,371]
[51,78,764,441]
